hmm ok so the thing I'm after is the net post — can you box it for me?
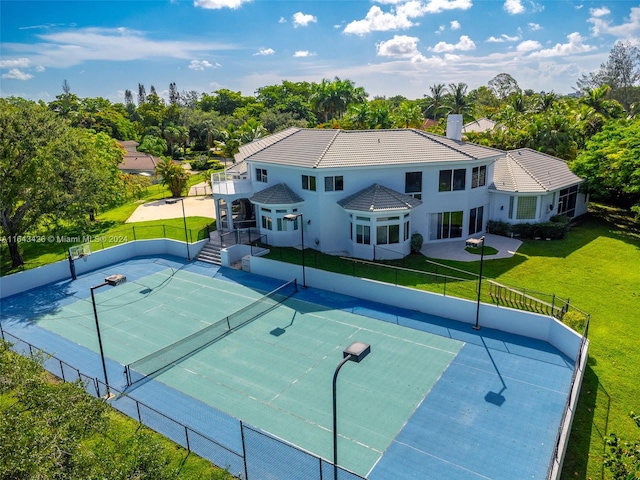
[294,278,298,293]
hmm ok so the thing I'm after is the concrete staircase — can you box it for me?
[195,241,222,265]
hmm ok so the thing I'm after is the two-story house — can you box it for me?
[211,115,587,260]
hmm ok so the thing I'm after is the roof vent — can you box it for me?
[446,114,463,141]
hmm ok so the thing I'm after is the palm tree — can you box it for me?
[155,157,189,197]
[393,102,424,128]
[423,83,446,120]
[444,82,473,118]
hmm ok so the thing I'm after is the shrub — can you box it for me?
[410,233,424,253]
[487,220,512,237]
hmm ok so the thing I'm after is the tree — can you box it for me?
[155,157,189,197]
[570,118,640,211]
[444,82,474,119]
[604,412,640,479]
[393,101,424,128]
[422,83,447,120]
[0,99,124,268]
[0,341,187,480]
[138,83,147,105]
[577,41,640,111]
[124,89,134,106]
[488,73,521,101]
[168,82,179,105]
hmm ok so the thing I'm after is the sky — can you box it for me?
[1,0,640,104]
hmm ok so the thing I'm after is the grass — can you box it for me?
[265,204,640,480]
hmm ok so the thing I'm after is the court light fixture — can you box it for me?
[333,341,371,480]
[165,198,190,260]
[91,274,127,398]
[466,236,485,330]
[283,213,306,288]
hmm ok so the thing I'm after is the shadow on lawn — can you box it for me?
[561,359,611,480]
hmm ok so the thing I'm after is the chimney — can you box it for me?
[446,114,463,141]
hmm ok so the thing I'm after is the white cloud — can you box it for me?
[450,20,461,30]
[517,40,541,52]
[376,35,430,63]
[486,33,520,43]
[193,0,251,9]
[588,5,640,38]
[292,12,317,28]
[279,16,286,23]
[528,23,541,31]
[436,25,445,34]
[0,58,31,68]
[503,0,524,15]
[344,6,414,34]
[431,35,476,52]
[188,60,218,70]
[423,0,472,14]
[2,68,33,80]
[254,48,275,56]
[35,65,45,72]
[527,32,595,58]
[2,27,236,69]
[293,50,316,57]
[589,7,611,18]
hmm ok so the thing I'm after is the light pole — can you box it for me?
[90,274,127,397]
[166,198,190,260]
[466,235,485,330]
[333,341,371,480]
[283,213,306,288]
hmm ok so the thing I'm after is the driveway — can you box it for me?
[125,196,215,223]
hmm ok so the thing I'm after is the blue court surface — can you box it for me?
[0,255,575,479]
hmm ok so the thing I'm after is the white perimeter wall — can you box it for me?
[0,239,207,299]
[248,255,582,360]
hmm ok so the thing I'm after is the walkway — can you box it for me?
[420,233,522,262]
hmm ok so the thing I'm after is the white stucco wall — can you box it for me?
[248,159,495,258]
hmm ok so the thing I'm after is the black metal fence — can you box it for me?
[0,328,366,480]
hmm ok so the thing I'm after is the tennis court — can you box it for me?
[0,255,576,479]
[13,260,461,476]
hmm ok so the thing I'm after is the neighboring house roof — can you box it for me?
[490,148,583,193]
[463,118,498,134]
[235,127,504,169]
[338,183,423,212]
[249,183,304,205]
[117,140,159,173]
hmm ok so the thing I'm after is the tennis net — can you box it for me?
[125,279,297,386]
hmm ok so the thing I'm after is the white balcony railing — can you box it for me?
[211,172,253,196]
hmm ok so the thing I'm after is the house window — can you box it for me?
[516,196,537,220]
[558,185,578,218]
[508,196,514,219]
[377,225,400,245]
[439,169,466,192]
[429,211,463,240]
[471,166,486,188]
[469,206,484,235]
[405,172,422,199]
[324,176,344,191]
[356,224,370,244]
[256,168,268,183]
[302,175,316,191]
[404,214,410,241]
[376,216,401,245]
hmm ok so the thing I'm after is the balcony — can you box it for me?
[211,172,253,196]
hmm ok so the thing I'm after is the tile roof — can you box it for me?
[490,148,583,193]
[236,127,503,169]
[249,183,304,205]
[337,183,422,212]
[117,140,159,172]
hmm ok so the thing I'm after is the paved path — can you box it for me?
[125,196,215,223]
[420,233,522,262]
